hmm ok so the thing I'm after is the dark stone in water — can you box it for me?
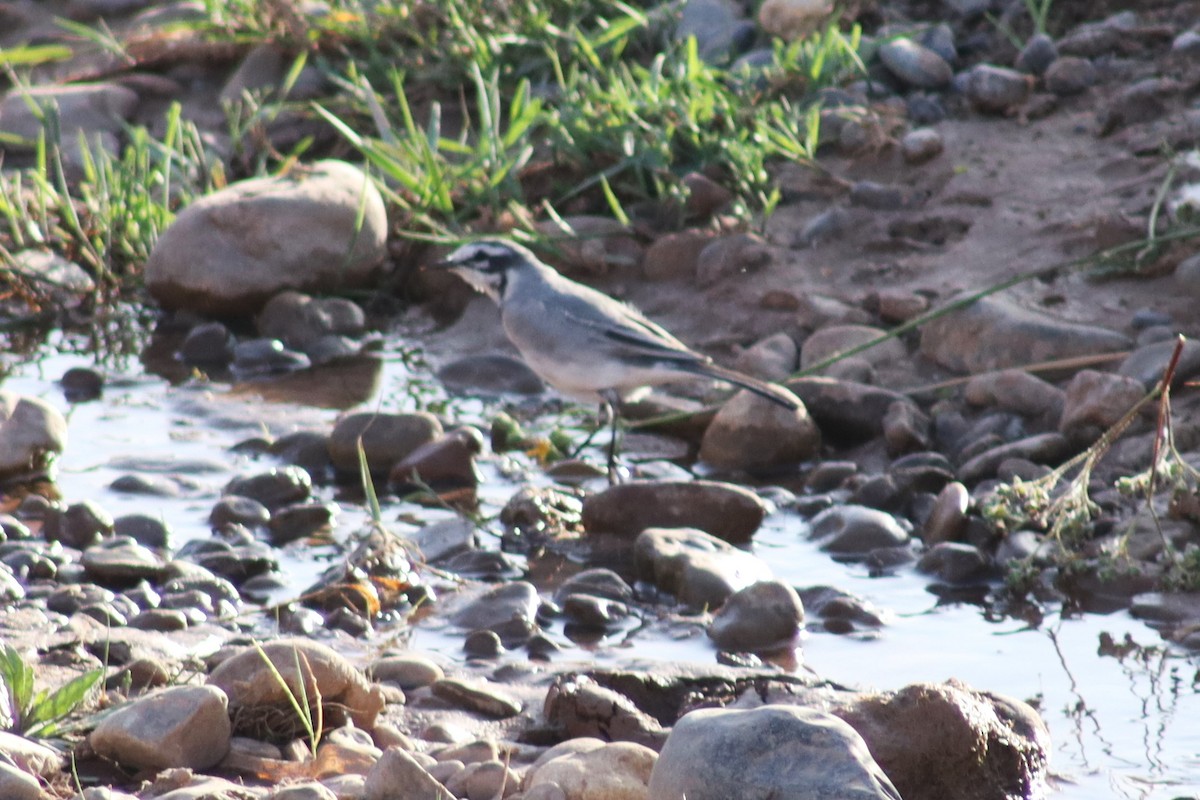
[60,366,104,402]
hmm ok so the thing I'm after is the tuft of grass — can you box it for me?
[0,643,104,738]
[0,102,226,297]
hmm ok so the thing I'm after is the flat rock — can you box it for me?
[145,160,387,315]
[920,298,1131,375]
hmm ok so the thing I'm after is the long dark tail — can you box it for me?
[684,362,800,410]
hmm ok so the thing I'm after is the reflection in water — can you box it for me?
[230,355,382,409]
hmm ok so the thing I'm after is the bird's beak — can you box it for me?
[427,256,457,270]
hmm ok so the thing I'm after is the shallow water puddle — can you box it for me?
[6,337,1200,800]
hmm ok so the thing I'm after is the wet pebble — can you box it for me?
[964,64,1032,114]
[707,579,804,652]
[562,593,630,630]
[958,432,1071,483]
[1044,56,1096,95]
[82,538,168,585]
[582,479,768,544]
[224,466,312,509]
[1015,33,1058,75]
[882,400,931,456]
[917,542,992,584]
[209,495,271,529]
[230,338,311,377]
[268,501,337,545]
[178,537,277,583]
[787,377,912,444]
[923,481,969,545]
[450,581,541,647]
[553,567,635,605]
[634,526,773,608]
[109,473,183,497]
[810,505,911,555]
[257,291,365,350]
[113,514,170,549]
[51,500,114,549]
[900,128,943,164]
[60,366,104,402]
[442,549,523,581]
[327,411,443,475]
[388,426,484,493]
[878,38,953,89]
[178,321,235,365]
[463,630,505,659]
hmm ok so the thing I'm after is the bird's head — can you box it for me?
[432,239,534,303]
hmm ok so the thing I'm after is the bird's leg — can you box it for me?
[599,388,623,484]
[568,402,609,460]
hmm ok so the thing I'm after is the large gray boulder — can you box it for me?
[146,160,387,315]
[648,704,901,800]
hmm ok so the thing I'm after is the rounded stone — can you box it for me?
[145,160,388,315]
[648,705,899,800]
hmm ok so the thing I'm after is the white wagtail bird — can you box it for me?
[434,239,800,475]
